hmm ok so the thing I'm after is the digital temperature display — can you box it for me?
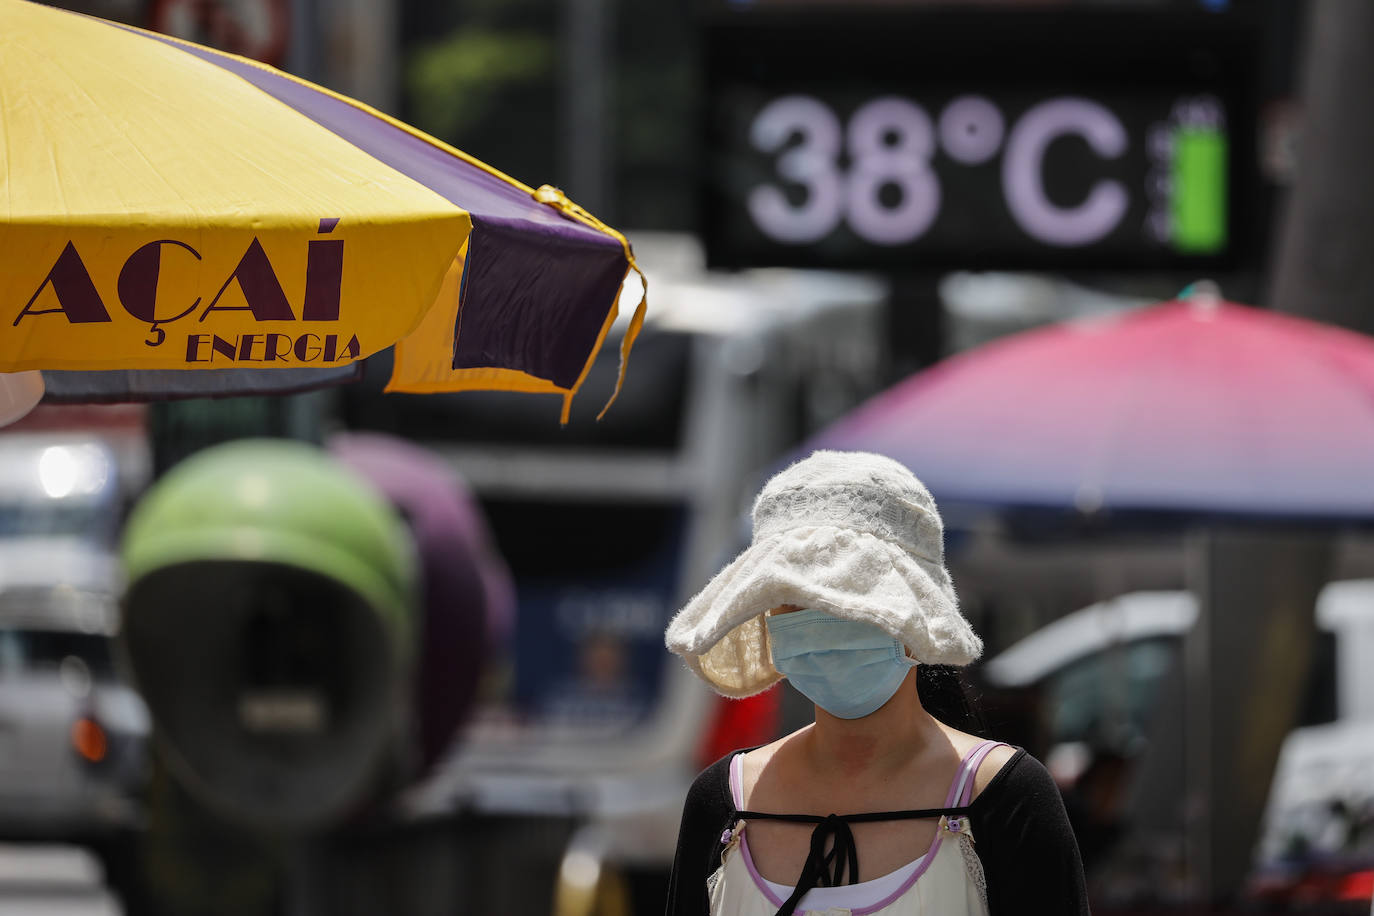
[702,10,1257,271]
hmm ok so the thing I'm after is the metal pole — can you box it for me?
[1268,0,1374,329]
[564,0,611,214]
[1184,529,1330,902]
[1182,528,1215,901]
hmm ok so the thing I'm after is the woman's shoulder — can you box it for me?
[973,742,1021,798]
[691,749,735,790]
[687,744,758,817]
[733,727,814,804]
[966,744,1063,810]
[740,729,799,765]
[936,725,1023,800]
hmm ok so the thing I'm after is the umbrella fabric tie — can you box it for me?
[534,185,648,421]
[733,805,967,916]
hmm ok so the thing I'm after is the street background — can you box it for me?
[3,0,1373,914]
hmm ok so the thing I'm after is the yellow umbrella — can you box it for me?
[0,0,645,422]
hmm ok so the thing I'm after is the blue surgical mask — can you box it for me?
[765,609,917,719]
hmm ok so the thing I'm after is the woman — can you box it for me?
[664,451,1088,916]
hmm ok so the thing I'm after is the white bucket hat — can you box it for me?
[665,450,982,697]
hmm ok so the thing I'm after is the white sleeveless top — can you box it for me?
[707,741,1002,916]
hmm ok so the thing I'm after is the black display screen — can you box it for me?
[702,9,1259,271]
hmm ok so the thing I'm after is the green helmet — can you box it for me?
[119,439,418,831]
[122,438,416,653]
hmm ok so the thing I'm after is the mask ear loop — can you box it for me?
[762,604,804,677]
[763,613,778,677]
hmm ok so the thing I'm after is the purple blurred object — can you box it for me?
[330,433,515,769]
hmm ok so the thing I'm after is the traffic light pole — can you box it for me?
[1269,1,1374,331]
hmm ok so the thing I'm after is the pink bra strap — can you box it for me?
[944,740,1005,807]
[730,752,746,809]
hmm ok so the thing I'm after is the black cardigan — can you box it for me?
[664,747,1089,916]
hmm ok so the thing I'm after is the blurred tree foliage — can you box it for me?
[400,0,697,229]
[400,0,559,194]
[405,30,555,155]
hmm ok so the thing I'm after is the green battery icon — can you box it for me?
[1171,127,1228,254]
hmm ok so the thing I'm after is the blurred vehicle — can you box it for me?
[0,429,151,845]
[980,583,1374,913]
[981,591,1205,757]
[340,232,889,914]
[0,537,149,840]
[1248,720,1374,915]
[1247,580,1374,915]
[0,435,129,547]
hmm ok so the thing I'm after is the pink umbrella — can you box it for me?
[815,297,1374,522]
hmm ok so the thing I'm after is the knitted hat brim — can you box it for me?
[664,525,982,698]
